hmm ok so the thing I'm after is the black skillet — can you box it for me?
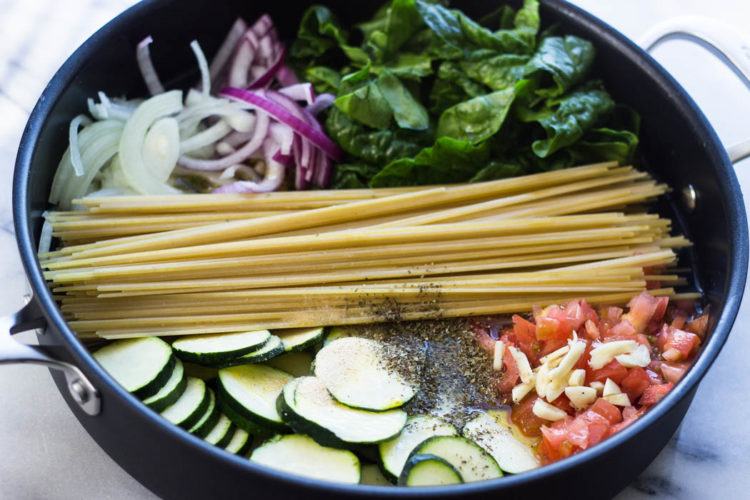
[4,0,748,498]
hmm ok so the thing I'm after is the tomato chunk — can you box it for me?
[639,383,674,406]
[497,348,519,394]
[588,397,622,425]
[588,359,628,385]
[657,324,700,361]
[620,367,651,401]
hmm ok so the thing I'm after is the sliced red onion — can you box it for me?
[276,65,300,87]
[220,87,342,162]
[292,138,308,190]
[279,83,315,105]
[227,33,258,88]
[306,93,336,116]
[268,122,294,155]
[250,14,273,38]
[209,18,248,89]
[248,46,287,89]
[272,149,294,167]
[179,111,269,171]
[314,152,332,188]
[136,36,165,95]
[213,142,285,193]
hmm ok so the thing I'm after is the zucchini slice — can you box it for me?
[189,388,221,438]
[93,337,174,399]
[323,326,358,345]
[143,359,186,413]
[218,394,275,437]
[251,434,361,484]
[379,415,458,482]
[313,338,417,411]
[398,454,463,486]
[278,376,407,447]
[182,361,219,381]
[172,330,271,364]
[161,377,211,430]
[411,436,503,482]
[264,351,313,377]
[218,364,293,432]
[462,412,540,474]
[274,327,324,352]
[218,335,285,367]
[225,427,252,456]
[360,464,392,486]
[204,414,235,448]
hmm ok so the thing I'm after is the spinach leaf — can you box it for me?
[371,53,433,80]
[304,66,342,94]
[370,137,490,187]
[363,0,423,62]
[290,6,349,62]
[525,35,595,97]
[470,161,524,182]
[334,79,393,130]
[332,163,382,189]
[326,107,432,166]
[567,127,639,165]
[377,72,430,130]
[430,61,488,115]
[415,0,538,56]
[528,86,615,158]
[461,53,529,90]
[437,84,521,143]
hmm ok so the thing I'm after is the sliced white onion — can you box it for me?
[136,36,165,95]
[190,40,211,100]
[279,83,315,105]
[143,117,180,182]
[178,111,269,171]
[119,90,183,194]
[69,114,93,177]
[180,120,232,155]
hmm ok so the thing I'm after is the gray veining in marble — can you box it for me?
[1,1,749,498]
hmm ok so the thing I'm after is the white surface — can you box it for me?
[1,0,750,498]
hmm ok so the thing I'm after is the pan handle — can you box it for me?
[1,299,101,416]
[638,16,750,163]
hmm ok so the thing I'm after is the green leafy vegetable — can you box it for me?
[437,85,520,143]
[288,0,639,189]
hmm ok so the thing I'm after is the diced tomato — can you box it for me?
[578,410,611,447]
[497,349,519,394]
[540,419,577,462]
[639,383,674,406]
[511,314,539,362]
[472,324,496,354]
[622,291,667,333]
[658,361,689,384]
[549,394,574,416]
[538,337,568,358]
[671,316,687,330]
[620,367,651,401]
[601,306,623,323]
[584,319,600,340]
[686,312,709,339]
[606,320,636,337]
[535,316,562,341]
[657,324,700,361]
[574,341,594,371]
[511,395,546,437]
[587,398,622,424]
[587,359,628,385]
[610,406,646,434]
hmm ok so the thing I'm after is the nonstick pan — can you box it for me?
[3,0,748,498]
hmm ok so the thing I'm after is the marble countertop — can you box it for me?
[1,0,749,498]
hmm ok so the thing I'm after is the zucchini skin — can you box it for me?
[215,425,237,449]
[398,454,463,486]
[276,383,351,449]
[211,337,285,368]
[216,378,289,433]
[176,384,212,431]
[144,372,187,413]
[133,353,177,400]
[172,332,271,365]
[190,394,221,438]
[217,391,276,437]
